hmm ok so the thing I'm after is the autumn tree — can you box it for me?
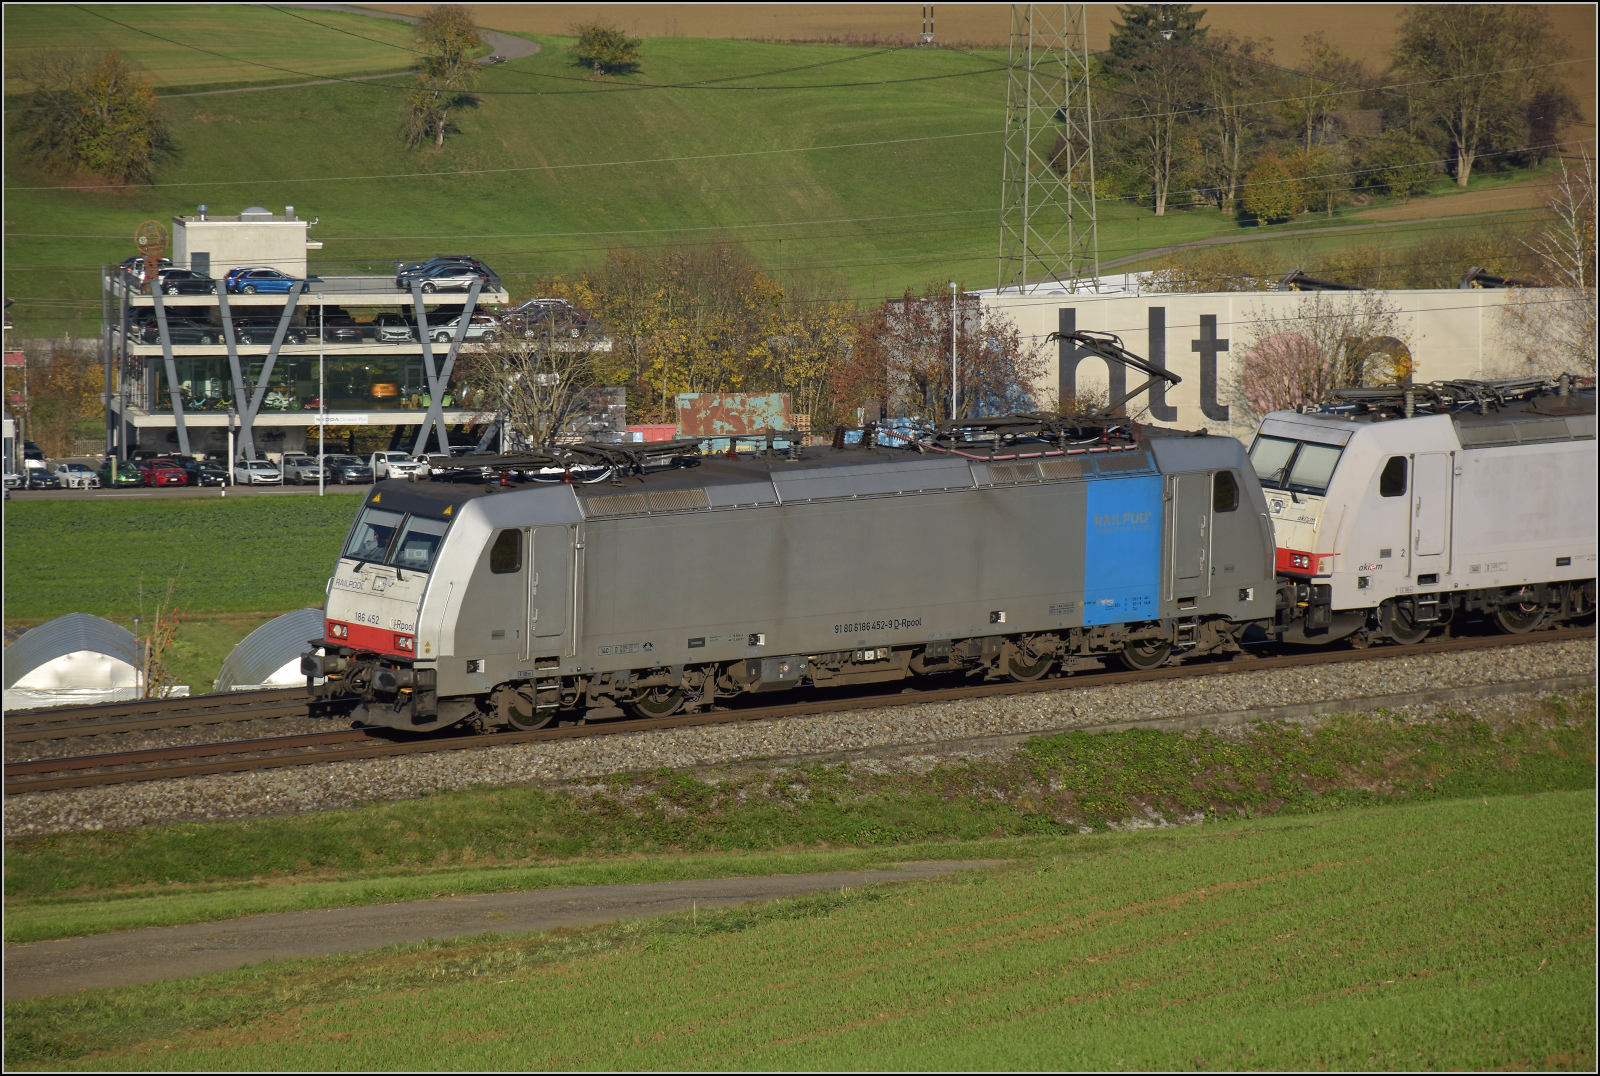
[1280,33,1364,152]
[1241,153,1302,222]
[568,22,641,76]
[1501,150,1596,374]
[1392,4,1568,186]
[452,331,607,448]
[13,49,172,184]
[1195,32,1274,213]
[399,5,481,150]
[1234,291,1409,416]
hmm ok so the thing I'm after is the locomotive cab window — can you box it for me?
[1379,456,1408,497]
[389,515,451,572]
[343,507,404,563]
[1248,436,1343,496]
[489,529,522,574]
[1213,470,1239,512]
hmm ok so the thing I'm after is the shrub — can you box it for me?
[568,22,641,76]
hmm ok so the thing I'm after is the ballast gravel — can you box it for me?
[6,639,1593,837]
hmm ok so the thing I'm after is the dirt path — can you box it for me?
[158,4,540,99]
[3,862,995,999]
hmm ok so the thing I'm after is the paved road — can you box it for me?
[9,483,367,502]
[158,4,541,99]
[4,862,995,999]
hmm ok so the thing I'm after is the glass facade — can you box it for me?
[149,354,490,413]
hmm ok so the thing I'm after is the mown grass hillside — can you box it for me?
[4,9,1554,338]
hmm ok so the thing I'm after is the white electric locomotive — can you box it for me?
[1250,376,1596,644]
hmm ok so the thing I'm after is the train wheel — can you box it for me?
[1380,599,1431,644]
[1006,650,1053,682]
[499,687,554,731]
[1493,586,1546,634]
[1120,639,1172,671]
[629,686,685,719]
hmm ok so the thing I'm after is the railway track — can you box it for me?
[3,687,318,743]
[5,626,1592,795]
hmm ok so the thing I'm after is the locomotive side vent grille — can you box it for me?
[580,488,710,517]
[1039,457,1088,480]
[1093,452,1155,474]
[647,488,711,512]
[987,462,1041,485]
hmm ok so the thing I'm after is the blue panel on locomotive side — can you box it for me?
[1082,475,1163,625]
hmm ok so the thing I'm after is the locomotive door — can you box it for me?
[1411,453,1450,566]
[526,526,573,654]
[1166,473,1212,600]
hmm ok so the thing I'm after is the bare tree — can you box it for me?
[454,331,607,449]
[1196,32,1274,213]
[1392,5,1566,187]
[1501,151,1597,374]
[1233,291,1411,418]
[399,5,481,150]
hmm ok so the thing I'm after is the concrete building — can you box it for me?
[172,206,323,280]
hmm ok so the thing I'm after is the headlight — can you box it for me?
[394,633,414,652]
[328,622,349,639]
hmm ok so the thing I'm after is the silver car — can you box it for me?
[233,459,282,485]
[47,461,101,489]
[278,454,328,484]
[424,313,500,344]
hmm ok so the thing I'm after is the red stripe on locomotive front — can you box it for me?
[326,620,411,657]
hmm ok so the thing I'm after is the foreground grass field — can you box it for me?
[8,696,1591,943]
[7,790,1594,1070]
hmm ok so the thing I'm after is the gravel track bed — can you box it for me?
[6,639,1593,837]
[5,715,350,764]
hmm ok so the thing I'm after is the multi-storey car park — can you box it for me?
[100,207,512,463]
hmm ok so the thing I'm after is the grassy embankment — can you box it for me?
[2,496,358,690]
[7,696,1591,943]
[6,789,1594,1070]
[3,7,1556,338]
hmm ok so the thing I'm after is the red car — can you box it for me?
[139,459,189,487]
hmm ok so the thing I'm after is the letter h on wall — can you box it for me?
[1058,308,1125,413]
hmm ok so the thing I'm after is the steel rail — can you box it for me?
[6,626,1591,796]
[3,699,329,744]
[3,686,306,730]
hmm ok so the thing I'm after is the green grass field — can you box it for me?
[2,495,359,621]
[2,7,1554,339]
[7,791,1593,1070]
[8,697,1590,943]
[1,4,418,93]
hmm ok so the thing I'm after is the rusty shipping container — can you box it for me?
[675,393,792,439]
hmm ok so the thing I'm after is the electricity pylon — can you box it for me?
[997,4,1099,295]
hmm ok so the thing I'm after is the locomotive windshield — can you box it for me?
[341,507,452,571]
[1249,436,1343,496]
[343,507,403,562]
[390,515,451,572]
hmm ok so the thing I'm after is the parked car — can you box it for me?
[46,461,101,489]
[234,318,309,345]
[316,307,365,343]
[23,460,61,489]
[423,312,500,344]
[502,298,601,340]
[409,262,496,294]
[155,268,216,296]
[22,440,45,461]
[397,256,499,289]
[118,255,172,281]
[222,265,272,292]
[233,459,282,485]
[98,458,145,487]
[370,451,428,479]
[228,268,299,295]
[372,313,417,343]
[324,455,374,484]
[139,459,189,487]
[278,452,329,484]
[173,456,228,486]
[135,317,224,346]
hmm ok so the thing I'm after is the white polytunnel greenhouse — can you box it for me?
[213,608,325,693]
[3,613,188,710]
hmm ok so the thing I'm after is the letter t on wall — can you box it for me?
[1191,314,1230,422]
